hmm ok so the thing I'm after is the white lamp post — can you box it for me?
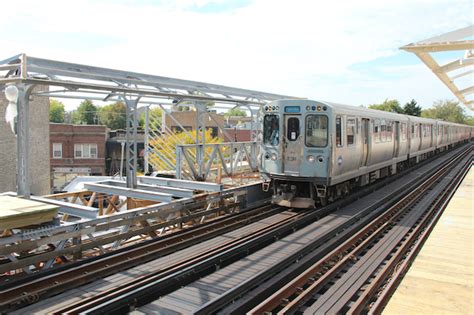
[4,84,19,134]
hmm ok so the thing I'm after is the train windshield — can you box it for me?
[263,114,280,146]
[306,115,328,147]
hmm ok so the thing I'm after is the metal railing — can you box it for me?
[176,141,259,181]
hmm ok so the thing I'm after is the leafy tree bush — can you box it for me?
[49,99,65,123]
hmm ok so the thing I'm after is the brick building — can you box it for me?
[50,123,107,191]
[163,111,225,139]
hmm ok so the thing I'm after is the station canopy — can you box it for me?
[401,25,474,111]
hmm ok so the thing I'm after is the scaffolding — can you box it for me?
[0,54,298,196]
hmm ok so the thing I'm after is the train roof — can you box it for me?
[270,99,473,128]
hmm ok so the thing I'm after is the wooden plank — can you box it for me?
[0,196,58,229]
[384,167,474,314]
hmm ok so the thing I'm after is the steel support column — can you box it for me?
[144,105,150,175]
[16,84,35,197]
[195,101,207,180]
[123,96,140,188]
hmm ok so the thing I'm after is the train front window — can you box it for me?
[306,115,328,147]
[286,117,300,141]
[263,114,280,146]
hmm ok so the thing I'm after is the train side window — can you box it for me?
[381,120,387,142]
[336,116,343,147]
[374,119,380,143]
[346,117,356,145]
[387,122,392,142]
[401,123,406,141]
[286,117,300,141]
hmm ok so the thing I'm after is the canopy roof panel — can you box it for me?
[401,26,474,110]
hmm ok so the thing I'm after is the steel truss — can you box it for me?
[401,26,474,110]
[176,141,260,181]
[0,54,297,195]
[0,182,269,276]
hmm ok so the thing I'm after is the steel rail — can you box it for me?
[364,157,472,314]
[261,146,471,314]
[0,204,283,312]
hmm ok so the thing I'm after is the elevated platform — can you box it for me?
[384,165,473,314]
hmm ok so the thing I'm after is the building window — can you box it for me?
[74,144,98,158]
[53,143,62,159]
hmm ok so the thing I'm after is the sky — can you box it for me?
[1,0,473,113]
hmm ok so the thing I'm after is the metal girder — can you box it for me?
[401,26,474,110]
[83,182,173,202]
[0,54,297,104]
[138,176,223,192]
[96,180,194,198]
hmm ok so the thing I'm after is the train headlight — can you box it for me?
[307,155,315,163]
[271,153,278,161]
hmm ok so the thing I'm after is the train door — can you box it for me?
[361,118,370,167]
[393,121,400,157]
[283,115,302,174]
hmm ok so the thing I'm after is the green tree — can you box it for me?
[421,99,467,123]
[403,99,422,116]
[177,105,191,111]
[98,102,126,130]
[139,107,163,129]
[49,99,65,123]
[72,100,98,125]
[368,99,404,113]
[224,108,247,117]
[465,116,474,126]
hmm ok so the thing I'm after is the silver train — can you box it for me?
[260,100,473,208]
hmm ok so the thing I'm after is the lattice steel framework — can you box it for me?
[0,54,298,195]
[401,26,474,110]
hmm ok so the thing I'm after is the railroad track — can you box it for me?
[0,202,286,312]
[223,145,472,315]
[8,143,471,314]
[192,144,472,315]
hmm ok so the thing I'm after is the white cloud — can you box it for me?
[1,0,472,111]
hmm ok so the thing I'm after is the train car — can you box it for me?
[260,99,471,208]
